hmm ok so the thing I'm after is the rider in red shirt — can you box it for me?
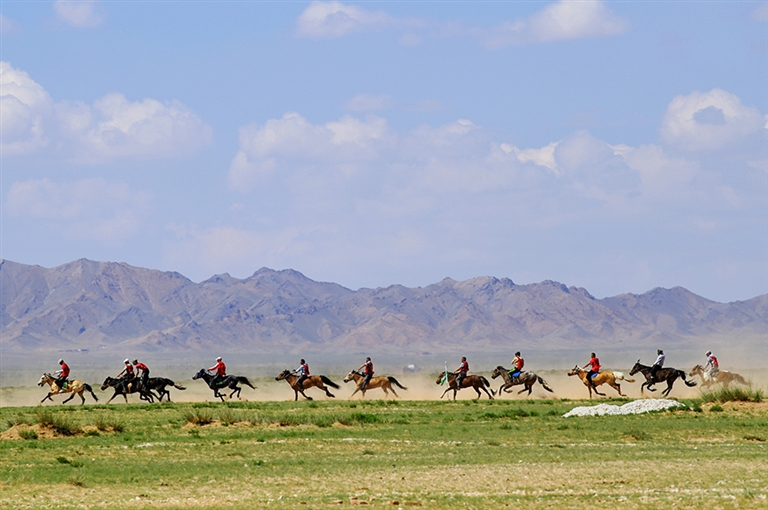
[357,357,374,390]
[705,350,719,377]
[117,358,135,392]
[582,352,601,389]
[208,357,226,389]
[55,359,70,389]
[132,359,150,390]
[294,359,310,390]
[454,357,469,388]
[509,352,524,382]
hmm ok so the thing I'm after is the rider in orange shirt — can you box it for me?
[208,357,227,389]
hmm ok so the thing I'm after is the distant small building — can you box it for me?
[403,364,420,373]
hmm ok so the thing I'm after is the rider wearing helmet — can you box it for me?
[293,359,310,390]
[208,357,226,390]
[649,349,665,388]
[132,359,150,390]
[509,352,524,383]
[582,352,601,389]
[454,357,469,389]
[117,358,135,393]
[705,350,719,378]
[54,359,70,390]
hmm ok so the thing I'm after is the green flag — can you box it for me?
[439,361,448,385]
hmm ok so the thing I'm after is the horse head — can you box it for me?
[192,369,207,381]
[275,370,291,381]
[343,370,358,383]
[38,374,50,387]
[689,365,702,376]
[490,367,503,379]
[101,376,117,391]
[567,366,580,376]
[629,360,642,376]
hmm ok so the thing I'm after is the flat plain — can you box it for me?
[1,388,767,510]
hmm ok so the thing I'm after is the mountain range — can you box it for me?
[1,259,765,356]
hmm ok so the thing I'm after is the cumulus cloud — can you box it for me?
[5,178,151,241]
[0,62,212,162]
[296,1,394,37]
[54,0,106,28]
[481,0,629,47]
[660,88,765,151]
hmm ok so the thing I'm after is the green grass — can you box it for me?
[700,384,764,403]
[0,398,766,509]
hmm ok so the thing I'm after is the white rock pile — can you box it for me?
[563,399,685,417]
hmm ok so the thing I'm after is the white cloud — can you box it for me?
[5,178,151,241]
[660,88,765,151]
[53,0,105,28]
[480,0,629,47]
[502,142,559,171]
[0,14,22,35]
[296,1,393,37]
[58,93,213,163]
[753,2,768,22]
[0,62,53,155]
[0,62,212,163]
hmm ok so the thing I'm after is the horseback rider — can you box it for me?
[132,359,150,390]
[357,357,374,391]
[454,357,469,389]
[117,358,135,393]
[649,349,665,388]
[582,352,601,390]
[705,350,719,378]
[208,357,227,390]
[509,352,524,383]
[54,359,70,390]
[293,359,310,390]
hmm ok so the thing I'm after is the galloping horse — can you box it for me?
[629,360,696,397]
[436,372,495,400]
[343,370,408,399]
[101,376,158,404]
[567,366,634,398]
[491,366,554,397]
[38,373,99,405]
[689,365,748,389]
[144,377,186,402]
[275,370,340,401]
[192,369,256,401]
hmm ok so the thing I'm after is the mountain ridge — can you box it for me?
[1,259,765,355]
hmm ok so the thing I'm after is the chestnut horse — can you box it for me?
[38,373,99,405]
[343,370,408,399]
[490,366,554,397]
[436,372,495,400]
[567,366,634,398]
[629,360,696,397]
[689,365,748,389]
[275,370,340,401]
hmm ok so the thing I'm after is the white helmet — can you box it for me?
[706,351,712,356]
[58,359,64,364]
[124,358,130,364]
[216,356,222,361]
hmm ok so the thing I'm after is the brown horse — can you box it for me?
[38,373,99,405]
[490,366,554,397]
[567,366,634,398]
[436,372,495,400]
[689,365,748,389]
[629,360,697,397]
[275,370,340,401]
[343,370,408,399]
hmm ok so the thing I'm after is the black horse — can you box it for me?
[192,369,256,401]
[100,376,159,404]
[629,360,697,397]
[144,377,186,402]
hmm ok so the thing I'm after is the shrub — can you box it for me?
[18,428,38,440]
[182,409,214,426]
[700,385,763,404]
[36,409,80,436]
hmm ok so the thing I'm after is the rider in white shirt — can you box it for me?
[649,349,665,388]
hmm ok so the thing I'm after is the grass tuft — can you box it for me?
[182,408,214,426]
[700,385,763,403]
[36,409,80,436]
[18,428,38,440]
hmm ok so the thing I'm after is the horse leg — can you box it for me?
[662,381,674,397]
[79,392,86,404]
[62,392,75,404]
[612,383,625,397]
[389,386,399,398]
[473,386,482,400]
[41,392,53,404]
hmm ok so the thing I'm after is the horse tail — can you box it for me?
[613,372,636,383]
[84,383,99,402]
[734,374,748,385]
[480,375,491,388]
[320,375,340,389]
[679,371,697,387]
[172,379,187,390]
[537,376,555,393]
[237,376,256,389]
[387,376,408,390]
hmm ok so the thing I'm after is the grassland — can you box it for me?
[1,394,767,510]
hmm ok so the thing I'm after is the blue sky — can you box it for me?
[1,1,766,302]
